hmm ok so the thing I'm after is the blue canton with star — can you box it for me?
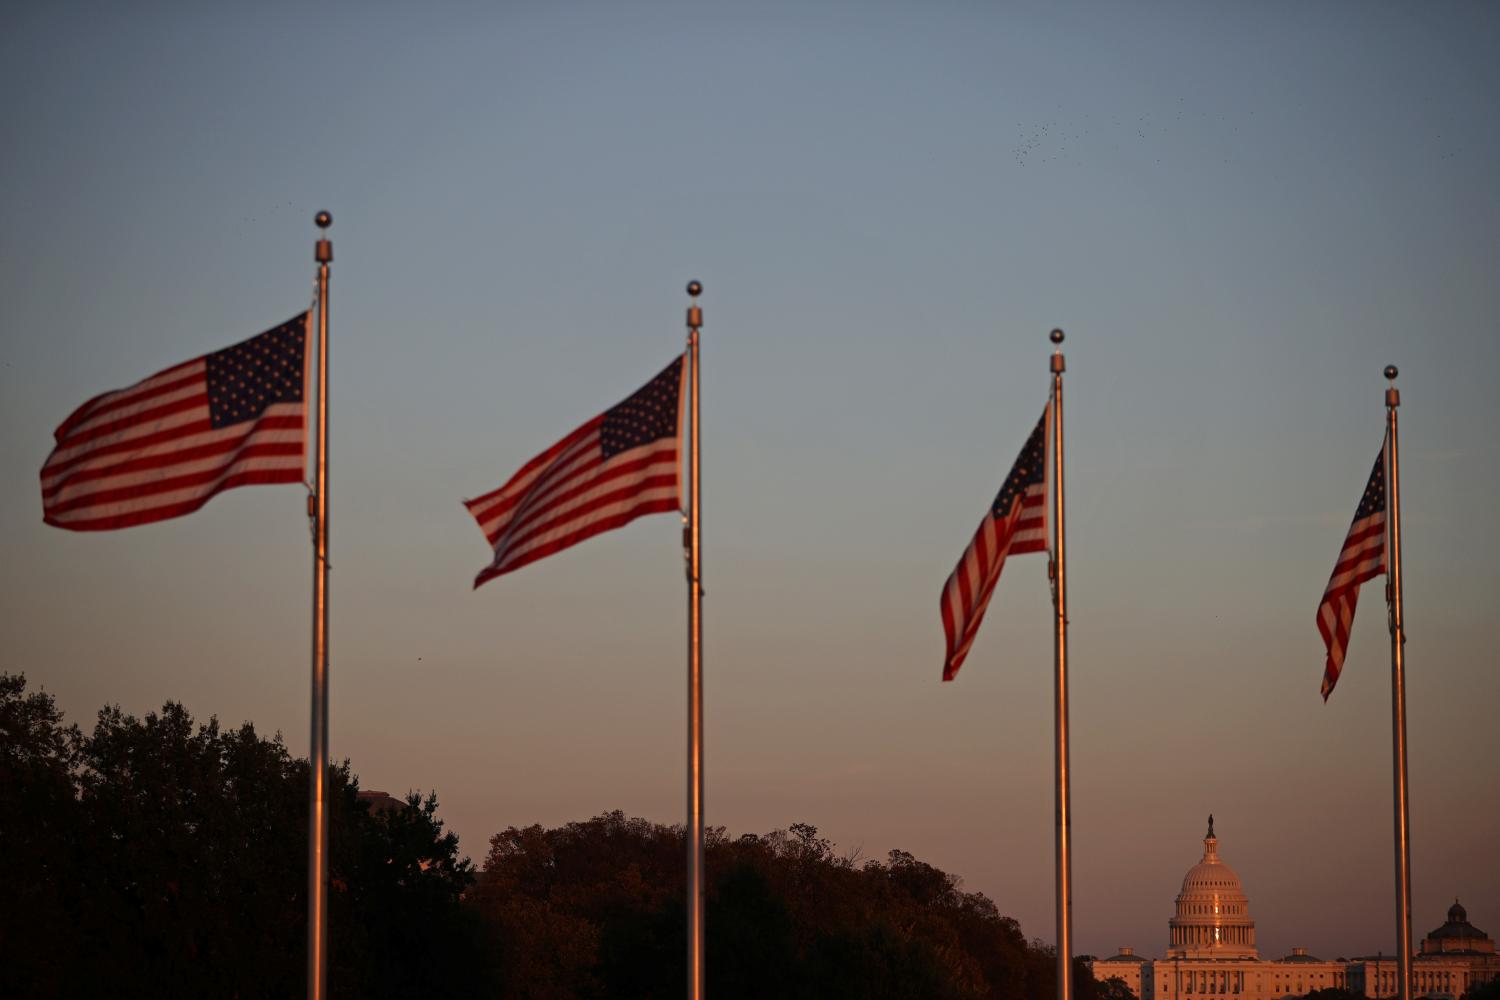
[205,315,307,429]
[1352,452,1386,521]
[602,356,682,458]
[991,413,1047,517]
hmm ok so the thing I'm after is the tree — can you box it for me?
[0,674,82,995]
[471,812,1067,999]
[1096,975,1141,1000]
[1300,990,1361,1000]
[0,674,490,999]
[4,672,1098,998]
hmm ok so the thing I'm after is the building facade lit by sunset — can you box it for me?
[1090,821,1499,1000]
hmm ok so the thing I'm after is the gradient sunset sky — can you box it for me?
[3,2,1497,961]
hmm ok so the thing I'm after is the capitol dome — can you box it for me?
[1167,816,1258,960]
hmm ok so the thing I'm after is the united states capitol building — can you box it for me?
[1089,819,1498,1000]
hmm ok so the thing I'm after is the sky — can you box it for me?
[2,0,1497,963]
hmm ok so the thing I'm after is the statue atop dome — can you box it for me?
[1207,813,1215,838]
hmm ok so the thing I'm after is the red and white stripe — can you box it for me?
[1316,507,1386,700]
[41,353,305,532]
[466,418,680,588]
[1006,496,1048,556]
[940,484,1047,681]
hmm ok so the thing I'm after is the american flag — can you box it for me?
[467,355,684,588]
[41,315,309,532]
[940,404,1050,681]
[1316,446,1387,700]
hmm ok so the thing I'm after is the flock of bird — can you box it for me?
[1012,99,1244,168]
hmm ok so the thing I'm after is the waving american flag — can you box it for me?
[1316,446,1387,700]
[466,355,684,588]
[41,315,308,532]
[940,403,1050,682]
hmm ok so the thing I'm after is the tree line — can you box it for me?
[2,672,1136,998]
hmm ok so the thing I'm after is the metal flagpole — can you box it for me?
[685,280,705,1000]
[1383,364,1413,1000]
[1049,329,1074,1000]
[307,211,333,1000]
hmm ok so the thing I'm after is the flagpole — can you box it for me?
[1049,328,1074,1000]
[1383,364,1412,1000]
[307,211,333,1000]
[685,280,705,1000]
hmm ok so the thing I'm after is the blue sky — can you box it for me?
[3,1,1497,959]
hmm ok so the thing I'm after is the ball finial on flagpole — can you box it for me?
[1385,364,1399,381]
[686,281,703,330]
[1050,328,1065,345]
[314,212,333,264]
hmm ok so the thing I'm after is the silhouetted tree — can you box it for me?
[1095,974,1141,1000]
[0,674,490,999]
[1299,990,1361,1000]
[0,674,82,995]
[5,672,1125,999]
[472,811,1075,999]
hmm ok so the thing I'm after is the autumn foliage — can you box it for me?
[3,674,1107,999]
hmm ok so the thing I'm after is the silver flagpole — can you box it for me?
[1383,365,1413,1000]
[1049,329,1074,1000]
[685,281,706,1000]
[307,211,333,1000]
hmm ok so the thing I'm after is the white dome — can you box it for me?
[1180,855,1248,895]
[1167,817,1258,960]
